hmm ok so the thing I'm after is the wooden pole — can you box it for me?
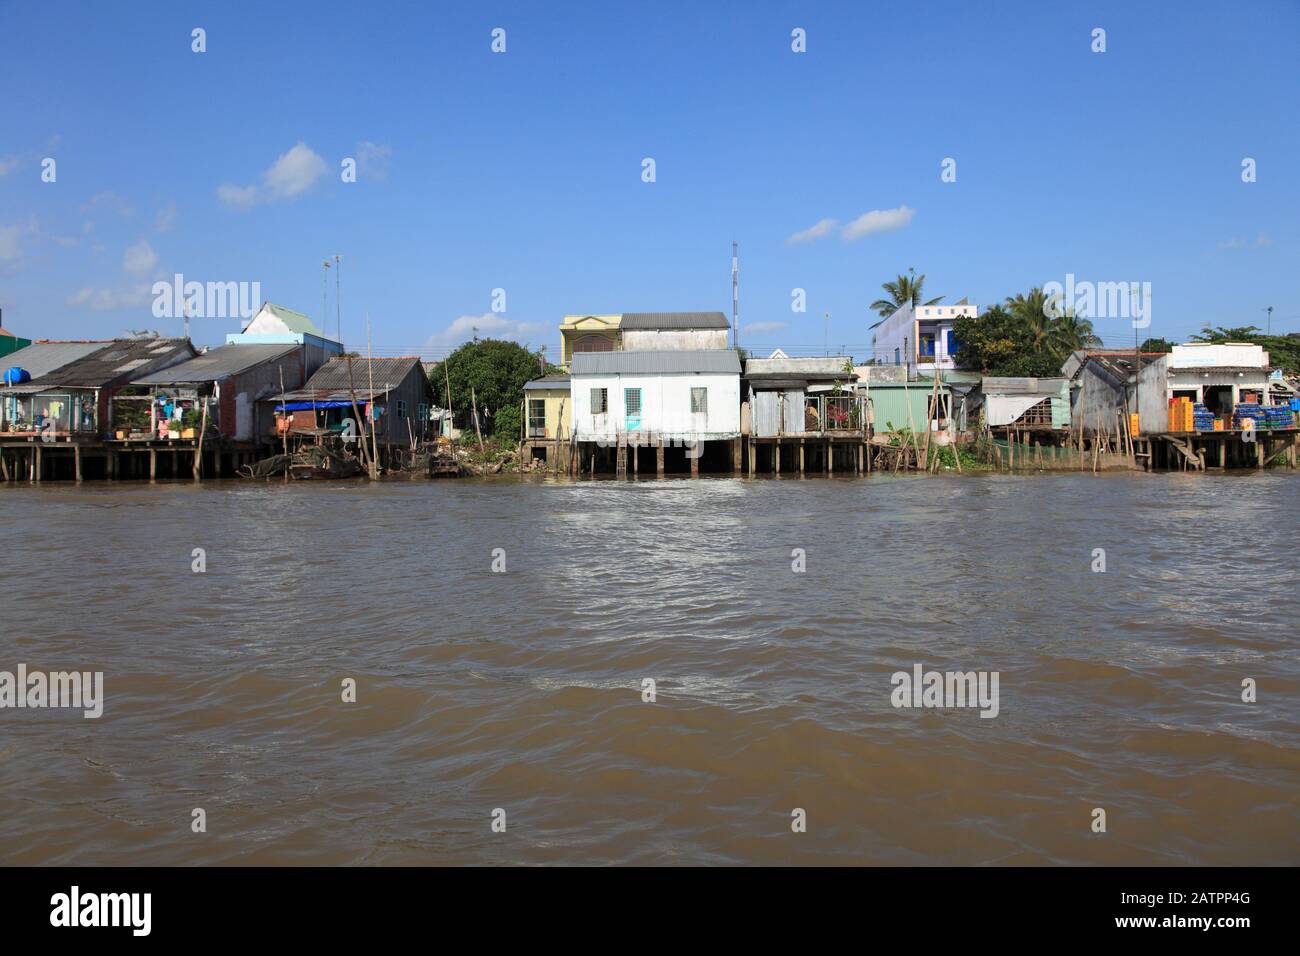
[346,355,373,477]
[279,367,290,483]
[470,385,485,455]
[367,316,380,478]
[193,393,209,480]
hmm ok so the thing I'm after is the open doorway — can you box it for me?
[1203,385,1232,416]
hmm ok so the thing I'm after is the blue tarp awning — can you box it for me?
[276,400,366,412]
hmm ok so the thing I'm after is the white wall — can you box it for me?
[572,371,740,441]
[1169,343,1268,369]
[621,329,729,351]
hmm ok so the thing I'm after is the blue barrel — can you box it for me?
[3,367,30,385]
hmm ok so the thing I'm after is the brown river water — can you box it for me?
[1,473,1297,866]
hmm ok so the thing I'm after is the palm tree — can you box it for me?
[1004,288,1056,356]
[870,270,943,320]
[1048,312,1102,361]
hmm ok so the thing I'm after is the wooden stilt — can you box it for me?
[74,443,82,482]
[656,438,664,477]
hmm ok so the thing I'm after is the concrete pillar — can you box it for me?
[774,441,781,476]
[825,440,832,474]
[149,448,157,482]
[732,437,741,473]
[748,439,755,475]
[74,444,82,482]
[34,444,41,482]
[799,439,805,474]
[656,439,664,477]
[690,442,700,477]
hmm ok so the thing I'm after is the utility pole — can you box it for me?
[731,241,740,350]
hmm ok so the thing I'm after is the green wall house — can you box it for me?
[0,327,32,360]
[858,380,954,435]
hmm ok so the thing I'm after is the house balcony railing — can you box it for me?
[802,395,865,433]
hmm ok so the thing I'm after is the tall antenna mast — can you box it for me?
[335,254,343,344]
[322,259,331,335]
[731,240,740,350]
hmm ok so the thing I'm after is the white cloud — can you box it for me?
[743,321,786,335]
[786,218,838,245]
[156,201,177,233]
[263,142,328,199]
[357,141,392,181]
[219,142,328,208]
[1218,233,1273,250]
[66,284,153,311]
[424,313,546,348]
[123,239,158,275]
[79,191,134,217]
[217,183,259,209]
[0,156,18,177]
[841,204,915,241]
[0,225,23,261]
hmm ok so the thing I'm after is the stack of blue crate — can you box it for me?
[1234,403,1267,429]
[1192,403,1215,431]
[1264,405,1295,429]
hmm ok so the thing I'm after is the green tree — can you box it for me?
[427,338,544,435]
[953,291,1100,375]
[870,271,943,320]
[1049,311,1103,359]
[953,305,1026,373]
[1005,288,1056,357]
[1139,337,1175,353]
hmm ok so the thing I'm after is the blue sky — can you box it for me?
[2,0,1297,360]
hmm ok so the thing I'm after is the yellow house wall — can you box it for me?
[527,387,572,439]
[560,314,621,365]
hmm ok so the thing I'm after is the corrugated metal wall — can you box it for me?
[752,391,782,436]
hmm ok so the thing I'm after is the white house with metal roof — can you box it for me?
[225,302,344,371]
[571,350,741,447]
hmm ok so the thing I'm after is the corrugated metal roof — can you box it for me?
[619,311,730,330]
[981,376,1067,395]
[523,374,570,390]
[132,344,299,384]
[21,339,194,388]
[257,302,321,335]
[571,350,741,375]
[2,342,107,379]
[302,356,423,391]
